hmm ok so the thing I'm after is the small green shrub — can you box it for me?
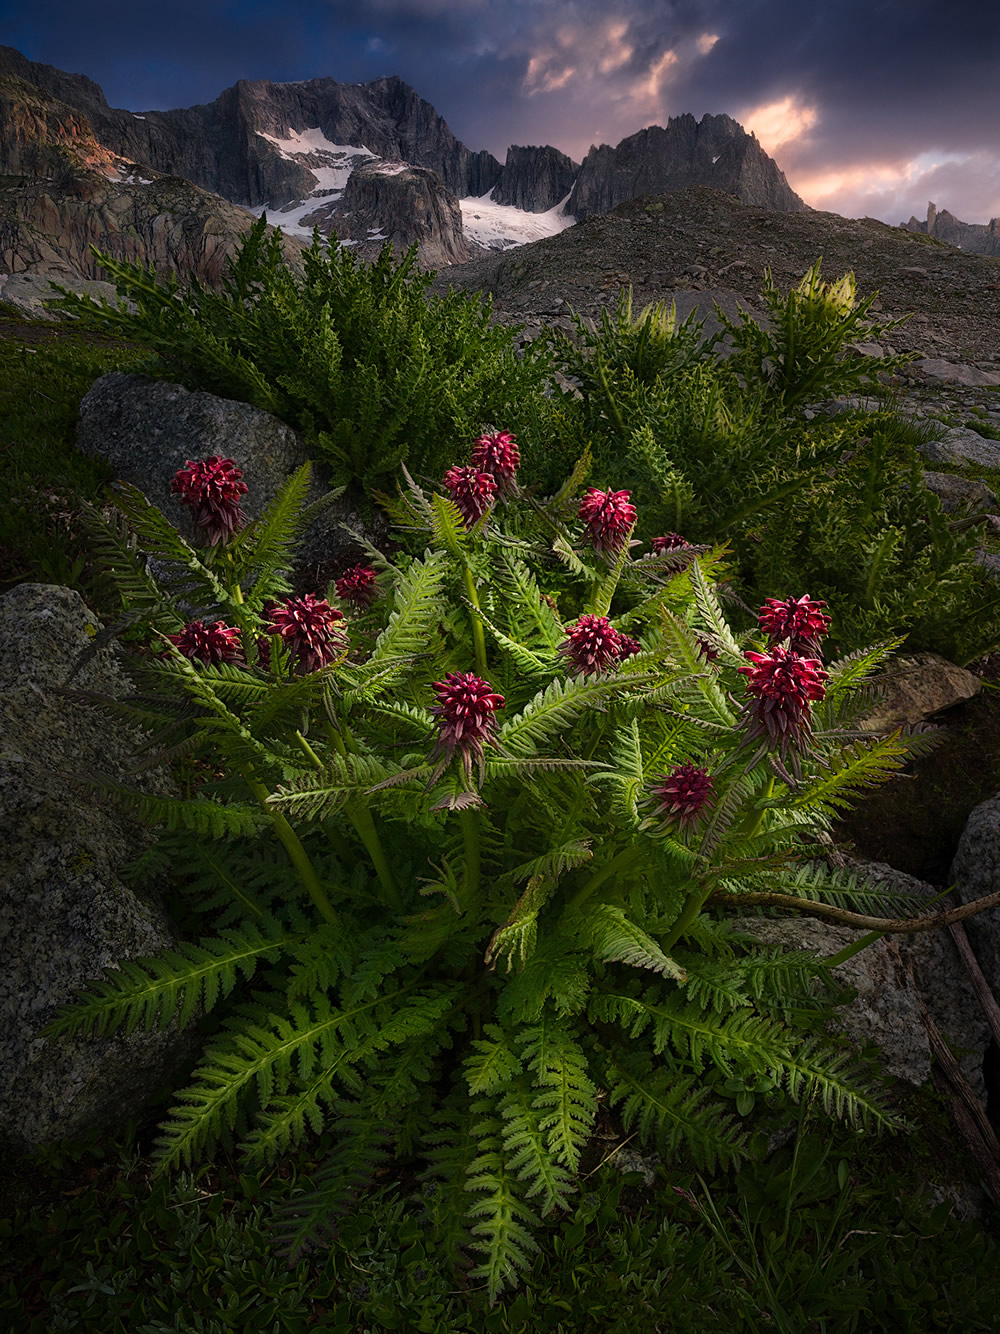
[48,218,553,498]
[542,266,1000,661]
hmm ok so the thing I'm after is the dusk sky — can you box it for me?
[4,0,1000,226]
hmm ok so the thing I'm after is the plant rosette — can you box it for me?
[45,440,933,1301]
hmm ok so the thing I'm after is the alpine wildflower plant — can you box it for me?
[48,436,942,1305]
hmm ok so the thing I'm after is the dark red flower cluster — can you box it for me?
[618,633,643,660]
[696,636,720,663]
[166,620,243,665]
[171,456,248,546]
[560,614,623,676]
[737,647,829,753]
[442,465,497,529]
[470,431,520,495]
[266,594,347,673]
[651,533,690,554]
[758,595,831,657]
[430,671,505,781]
[653,764,715,825]
[335,564,379,610]
[578,488,637,556]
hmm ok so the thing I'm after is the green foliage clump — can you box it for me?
[48,218,552,496]
[39,438,940,1301]
[541,262,1000,661]
[0,328,144,592]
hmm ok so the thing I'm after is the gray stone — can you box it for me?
[915,359,1000,388]
[735,859,989,1094]
[76,372,381,580]
[951,795,1000,999]
[922,470,999,513]
[920,424,1000,470]
[0,272,118,320]
[0,583,199,1152]
[859,652,980,731]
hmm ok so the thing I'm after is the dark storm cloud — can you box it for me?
[4,0,1000,221]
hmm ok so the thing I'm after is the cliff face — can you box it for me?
[491,145,579,212]
[0,171,304,284]
[0,68,303,287]
[902,202,1000,257]
[567,113,806,218]
[0,43,814,288]
[322,160,475,267]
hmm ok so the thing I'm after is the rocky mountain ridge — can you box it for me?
[0,43,806,283]
[902,201,1000,258]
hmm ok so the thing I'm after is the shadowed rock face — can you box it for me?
[0,46,503,208]
[491,145,579,213]
[567,114,807,218]
[0,170,304,283]
[323,161,475,267]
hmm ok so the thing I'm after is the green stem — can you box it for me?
[462,563,489,676]
[243,772,339,925]
[294,729,324,771]
[660,880,712,952]
[461,808,481,905]
[566,844,643,912]
[743,775,775,841]
[347,801,404,912]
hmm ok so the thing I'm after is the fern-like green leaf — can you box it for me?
[39,923,298,1041]
[368,547,449,666]
[519,1019,598,1172]
[578,904,687,980]
[604,1052,746,1170]
[465,1023,525,1094]
[465,1100,542,1303]
[788,732,912,814]
[496,674,633,758]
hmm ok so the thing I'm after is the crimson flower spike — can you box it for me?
[171,456,248,546]
[166,620,243,665]
[758,594,832,658]
[442,466,497,529]
[737,646,829,759]
[336,564,379,610]
[578,488,637,557]
[429,672,505,785]
[560,614,622,676]
[470,431,520,497]
[652,764,715,827]
[266,594,348,674]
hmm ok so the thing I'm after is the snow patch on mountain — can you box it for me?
[459,189,576,251]
[258,127,376,238]
[255,128,576,253]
